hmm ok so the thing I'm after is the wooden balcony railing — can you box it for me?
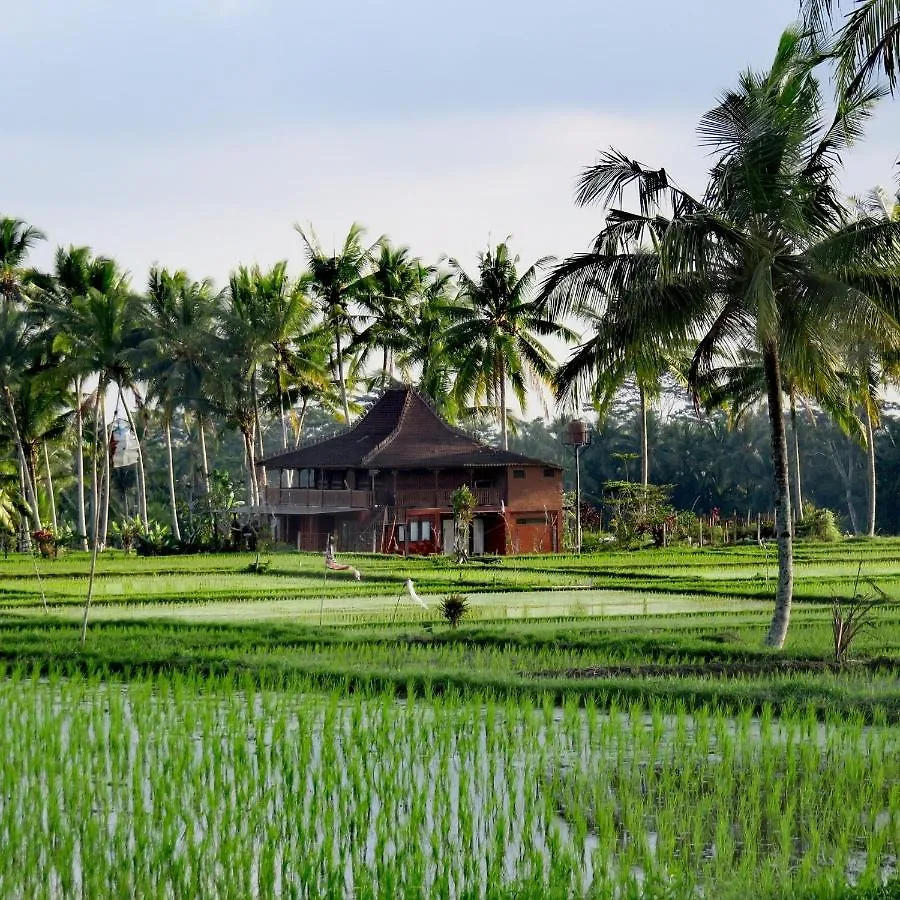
[261,487,374,510]
[395,487,502,509]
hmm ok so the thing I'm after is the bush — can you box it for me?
[439,593,469,628]
[796,504,842,542]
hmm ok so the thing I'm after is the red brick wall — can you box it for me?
[505,466,562,513]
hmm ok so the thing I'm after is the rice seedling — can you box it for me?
[0,668,895,898]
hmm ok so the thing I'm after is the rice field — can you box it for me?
[1,668,897,899]
[1,541,898,897]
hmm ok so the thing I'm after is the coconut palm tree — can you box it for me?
[353,242,422,387]
[396,269,459,419]
[446,242,571,450]
[0,217,45,306]
[542,245,690,487]
[54,259,146,545]
[560,29,900,647]
[295,223,379,424]
[0,302,44,532]
[2,369,72,533]
[141,268,220,540]
[39,246,109,549]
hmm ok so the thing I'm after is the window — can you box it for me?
[544,468,556,478]
[397,525,406,542]
[513,470,526,480]
[516,517,546,526]
[298,468,315,488]
[408,520,431,542]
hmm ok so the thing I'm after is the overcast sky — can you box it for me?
[4,0,897,286]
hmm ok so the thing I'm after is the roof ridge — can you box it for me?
[361,387,414,464]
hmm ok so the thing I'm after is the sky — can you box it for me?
[4,0,898,287]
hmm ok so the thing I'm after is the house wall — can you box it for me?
[505,465,562,512]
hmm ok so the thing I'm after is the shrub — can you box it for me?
[796,504,842,542]
[439,593,469,628]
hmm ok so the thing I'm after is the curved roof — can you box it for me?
[261,387,561,470]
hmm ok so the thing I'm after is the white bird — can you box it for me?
[405,578,428,609]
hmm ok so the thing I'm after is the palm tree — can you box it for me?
[55,260,146,545]
[561,30,900,647]
[141,269,219,540]
[0,217,45,305]
[446,242,571,449]
[295,223,378,424]
[542,245,688,487]
[3,369,72,533]
[353,242,421,386]
[396,269,459,418]
[0,302,44,532]
[803,0,900,97]
[847,184,900,535]
[41,246,108,549]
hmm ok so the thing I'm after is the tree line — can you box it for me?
[2,3,900,647]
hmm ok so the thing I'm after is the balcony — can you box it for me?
[260,486,375,513]
[394,487,503,509]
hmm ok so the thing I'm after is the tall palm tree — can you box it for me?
[447,242,571,449]
[40,246,108,549]
[141,269,219,540]
[295,223,379,424]
[396,269,459,419]
[0,302,44,532]
[55,260,146,544]
[847,184,900,535]
[543,245,689,487]
[353,242,421,386]
[560,29,900,647]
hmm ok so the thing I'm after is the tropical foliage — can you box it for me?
[2,12,900,652]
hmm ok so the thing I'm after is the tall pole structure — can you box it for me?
[562,418,591,555]
[574,443,582,554]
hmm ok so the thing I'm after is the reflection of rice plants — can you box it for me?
[0,673,895,898]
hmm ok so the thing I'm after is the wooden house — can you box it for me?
[258,387,563,554]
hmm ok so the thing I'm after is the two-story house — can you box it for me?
[258,387,563,555]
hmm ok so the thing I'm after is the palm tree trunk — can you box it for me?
[335,328,352,424]
[789,390,803,522]
[277,371,291,488]
[197,413,211,497]
[100,401,111,548]
[117,386,148,530]
[74,377,88,550]
[639,384,649,488]
[865,404,876,537]
[82,382,106,642]
[762,343,794,649]
[164,418,181,542]
[43,442,58,533]
[89,386,100,551]
[499,357,508,450]
[294,398,309,448]
[242,428,258,507]
[382,345,390,388]
[2,384,41,531]
[252,371,267,493]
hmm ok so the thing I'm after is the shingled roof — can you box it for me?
[261,387,561,470]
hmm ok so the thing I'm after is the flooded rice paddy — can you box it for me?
[0,671,896,898]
